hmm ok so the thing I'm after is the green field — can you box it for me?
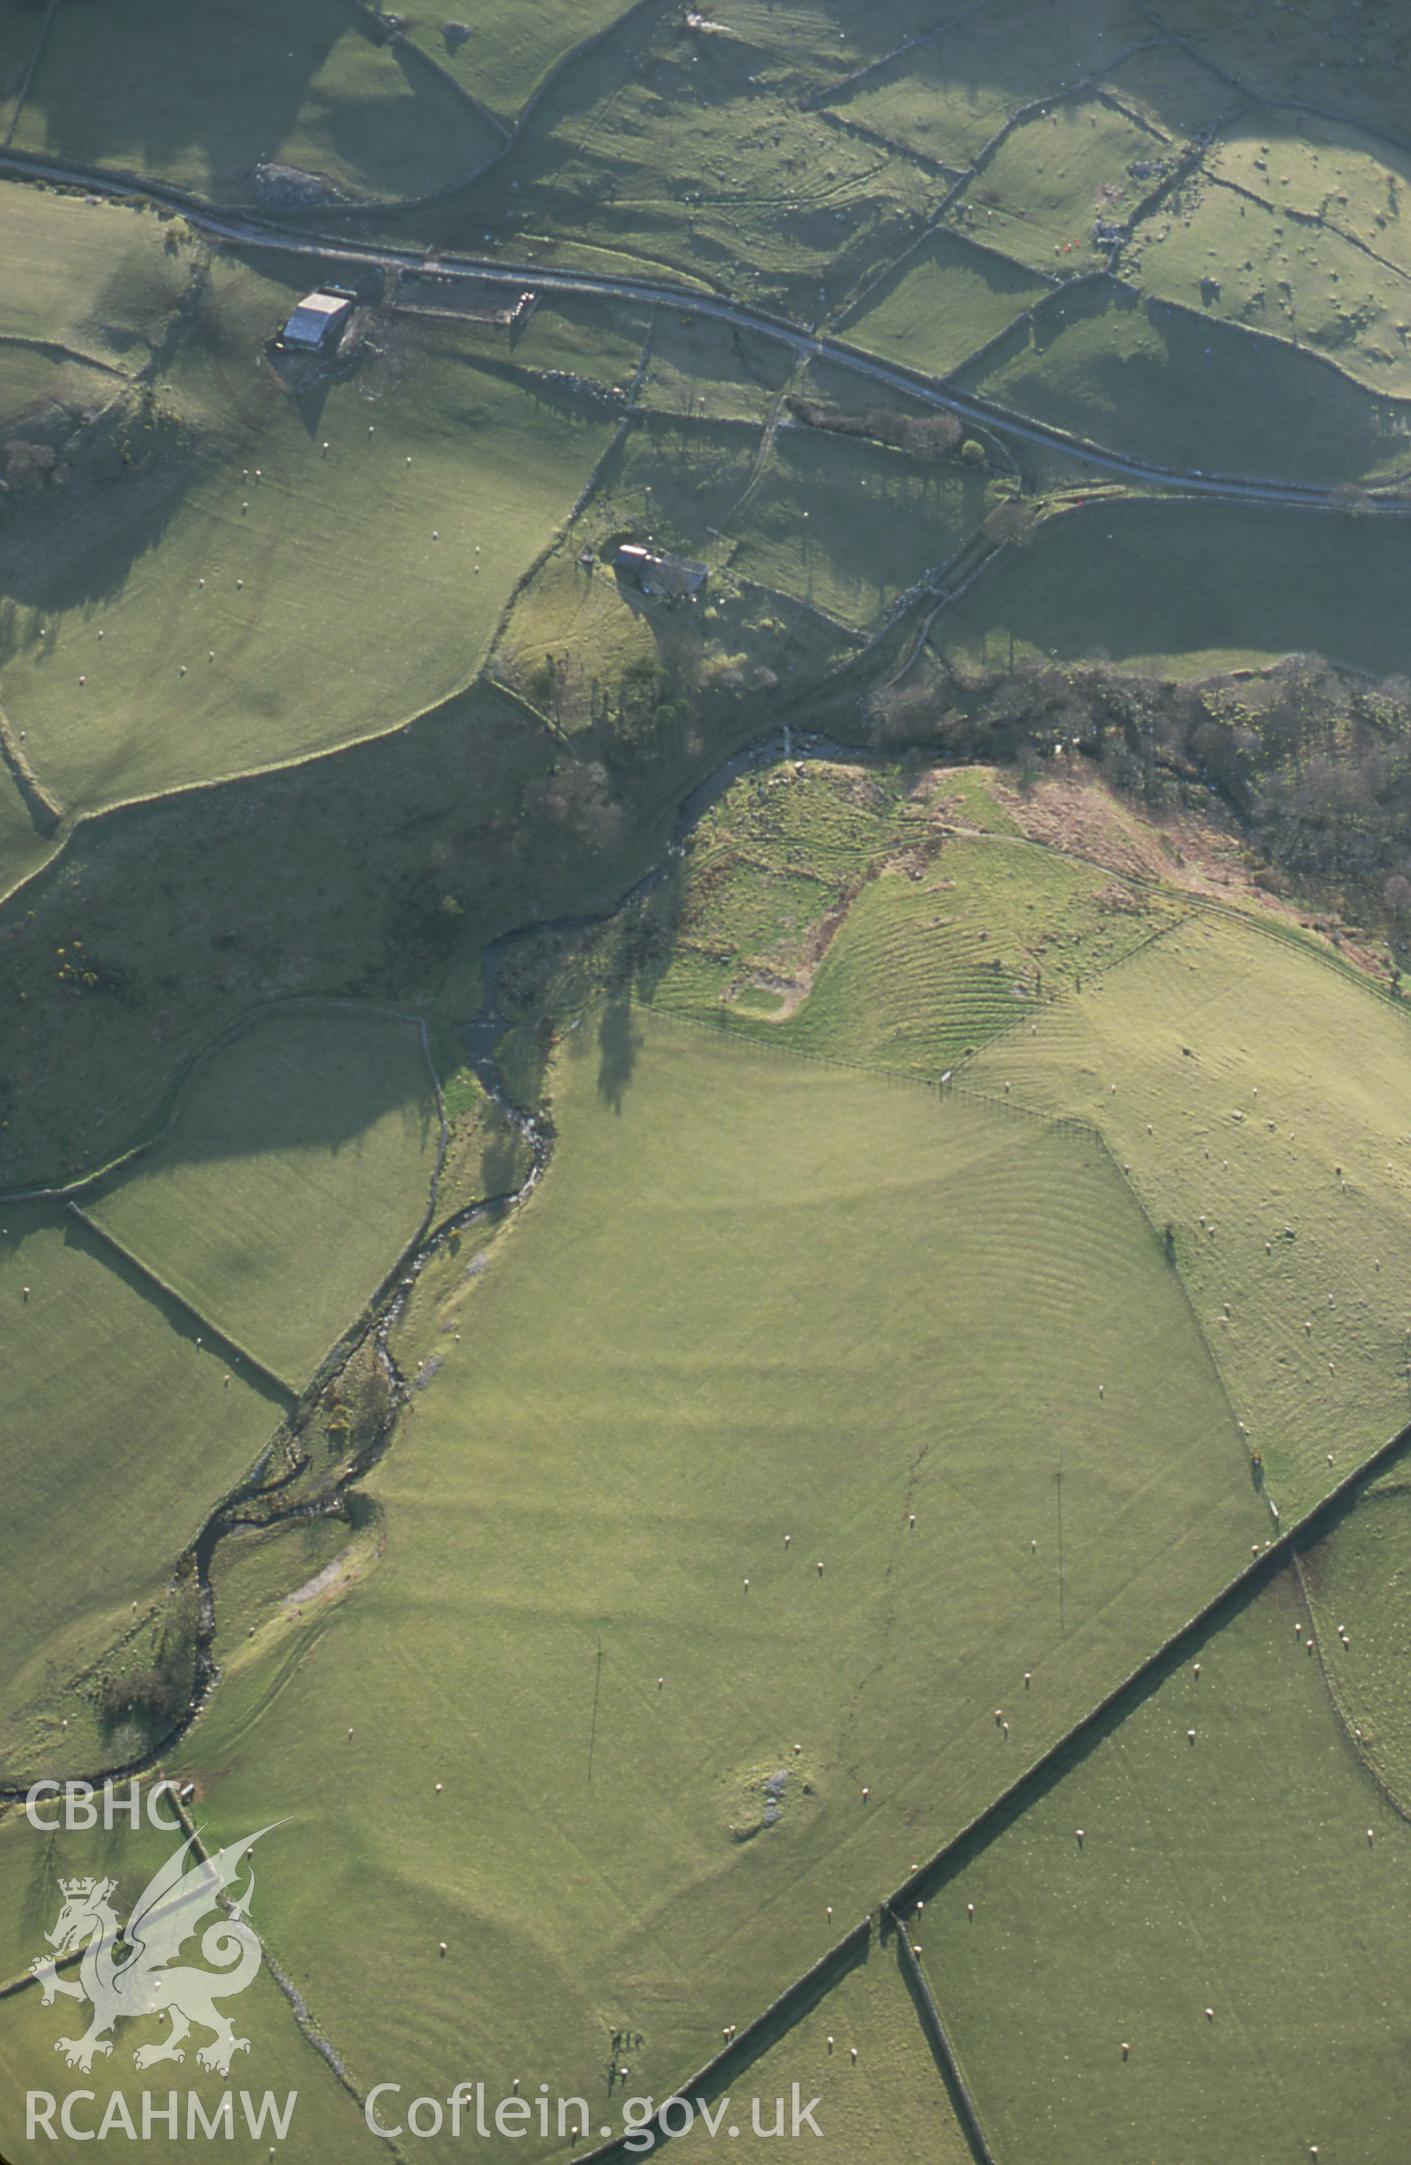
[1210,114,1411,270]
[639,307,795,426]
[922,1567,1411,2164]
[0,237,620,832]
[398,0,644,130]
[972,908,1411,1511]
[166,1012,1265,2137]
[639,762,1184,1067]
[10,0,502,204]
[0,1813,388,2165]
[0,184,196,365]
[954,98,1166,274]
[840,227,1051,381]
[728,425,986,629]
[935,498,1411,680]
[85,1009,440,1389]
[1302,1465,1411,1808]
[825,0,1154,167]
[1129,174,1411,399]
[9,4,1411,2158]
[668,1948,978,2164]
[1167,0,1411,147]
[425,3,948,318]
[0,1203,285,1782]
[956,281,1411,486]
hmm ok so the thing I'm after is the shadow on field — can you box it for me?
[17,20,341,202]
[71,1011,444,1187]
[59,1205,295,1408]
[0,456,201,622]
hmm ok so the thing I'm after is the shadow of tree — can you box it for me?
[596,989,640,1113]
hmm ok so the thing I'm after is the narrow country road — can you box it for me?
[3,147,1404,517]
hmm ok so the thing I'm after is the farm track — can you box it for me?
[1,150,1404,517]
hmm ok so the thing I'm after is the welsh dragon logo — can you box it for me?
[30,1826,274,2076]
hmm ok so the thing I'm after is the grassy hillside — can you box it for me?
[955,282,1411,487]
[10,0,502,204]
[0,1815,388,2165]
[922,1567,1411,2165]
[972,909,1411,1512]
[171,1012,1263,2138]
[0,184,196,363]
[840,228,1051,381]
[668,1948,979,2165]
[399,0,647,130]
[86,1010,440,1389]
[423,2,949,318]
[0,239,621,828]
[638,762,1184,1065]
[1129,174,1411,399]
[935,498,1411,680]
[728,426,986,630]
[1302,1465,1411,1810]
[0,1203,285,1782]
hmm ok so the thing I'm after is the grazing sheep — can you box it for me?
[1121,2043,1129,2060]
[1187,1729,1196,1745]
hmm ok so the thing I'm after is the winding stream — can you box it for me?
[1,722,864,1798]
